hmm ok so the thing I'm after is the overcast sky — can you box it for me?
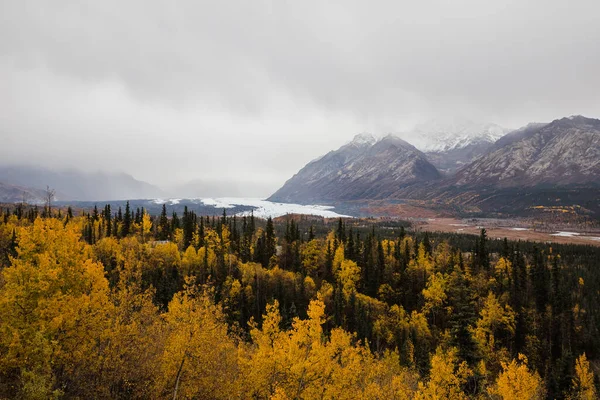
[1,0,599,196]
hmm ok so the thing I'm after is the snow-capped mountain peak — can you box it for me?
[348,132,377,147]
[402,119,510,153]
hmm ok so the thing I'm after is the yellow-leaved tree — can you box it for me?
[156,279,240,399]
[242,299,419,399]
[474,292,516,372]
[415,346,471,400]
[337,259,361,299]
[489,354,545,400]
[569,353,597,400]
[0,218,112,398]
[422,272,447,325]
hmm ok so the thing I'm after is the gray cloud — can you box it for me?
[1,0,599,195]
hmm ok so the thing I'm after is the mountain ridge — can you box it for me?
[268,133,441,203]
[0,165,165,201]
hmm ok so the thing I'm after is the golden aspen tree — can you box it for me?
[415,346,471,400]
[337,259,361,299]
[242,300,286,398]
[141,210,152,243]
[98,271,164,399]
[156,280,240,399]
[180,245,202,277]
[300,239,325,277]
[422,272,447,325]
[332,244,345,274]
[474,292,516,371]
[243,299,418,399]
[490,354,545,400]
[570,353,597,400]
[0,218,112,398]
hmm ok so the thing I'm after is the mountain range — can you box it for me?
[269,115,600,217]
[0,165,165,202]
[453,116,600,188]
[2,115,599,218]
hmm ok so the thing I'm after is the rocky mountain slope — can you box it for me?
[453,116,600,188]
[268,134,441,203]
[270,116,600,217]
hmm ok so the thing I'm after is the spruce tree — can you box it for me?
[105,205,112,237]
[159,204,169,240]
[448,258,479,364]
[265,217,276,265]
[122,201,131,237]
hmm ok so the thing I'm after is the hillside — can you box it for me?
[269,134,441,203]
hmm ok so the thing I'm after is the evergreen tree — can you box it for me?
[105,205,112,237]
[531,246,549,313]
[182,206,194,249]
[159,204,169,240]
[122,201,132,237]
[197,217,205,249]
[448,258,479,364]
[265,217,276,265]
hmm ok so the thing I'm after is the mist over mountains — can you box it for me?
[2,115,599,219]
[270,115,600,216]
[0,165,165,202]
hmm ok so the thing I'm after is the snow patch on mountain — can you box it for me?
[402,119,510,152]
[349,133,378,147]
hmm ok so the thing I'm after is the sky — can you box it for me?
[1,0,599,196]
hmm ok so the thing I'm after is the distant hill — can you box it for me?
[268,133,441,203]
[0,182,47,204]
[0,165,165,201]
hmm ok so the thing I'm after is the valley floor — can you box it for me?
[415,217,600,247]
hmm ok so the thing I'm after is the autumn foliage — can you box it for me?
[0,209,598,399]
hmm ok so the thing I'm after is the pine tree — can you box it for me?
[159,204,169,240]
[531,246,549,313]
[265,217,276,265]
[182,206,194,249]
[478,228,490,272]
[105,205,112,237]
[448,259,479,364]
[171,211,180,235]
[197,217,205,249]
[422,232,432,255]
[122,201,132,237]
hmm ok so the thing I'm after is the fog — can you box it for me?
[1,0,599,196]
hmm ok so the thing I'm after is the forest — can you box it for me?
[0,202,599,399]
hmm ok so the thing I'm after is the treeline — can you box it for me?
[0,205,598,399]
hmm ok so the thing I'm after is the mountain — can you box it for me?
[0,182,48,204]
[453,116,600,188]
[268,133,441,203]
[402,119,511,174]
[406,119,509,152]
[0,165,165,201]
